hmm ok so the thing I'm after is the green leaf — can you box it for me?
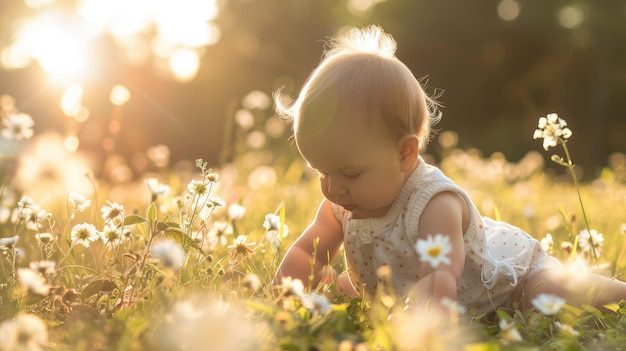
[156,221,170,232]
[163,228,202,252]
[464,342,501,351]
[82,279,119,299]
[122,214,147,226]
[244,299,281,316]
[147,202,157,223]
[603,303,621,313]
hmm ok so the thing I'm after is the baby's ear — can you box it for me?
[397,134,419,172]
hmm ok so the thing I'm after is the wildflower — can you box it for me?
[0,112,35,140]
[0,313,48,351]
[17,268,50,295]
[263,213,288,239]
[34,232,54,245]
[264,229,287,253]
[578,228,604,257]
[206,221,232,250]
[20,203,49,231]
[207,196,225,208]
[555,321,580,337]
[155,295,258,351]
[205,170,220,183]
[415,234,452,268]
[228,203,246,220]
[621,223,626,236]
[228,235,256,258]
[241,273,261,293]
[145,177,171,197]
[17,196,35,209]
[101,201,124,224]
[533,113,573,150]
[151,240,186,270]
[263,213,281,231]
[0,235,19,249]
[187,179,209,195]
[531,293,566,315]
[540,233,554,254]
[100,223,126,246]
[70,222,100,247]
[68,191,91,213]
[301,292,332,314]
[498,319,523,344]
[29,260,56,276]
[276,276,305,297]
[441,297,467,314]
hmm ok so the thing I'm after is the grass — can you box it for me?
[1,107,626,350]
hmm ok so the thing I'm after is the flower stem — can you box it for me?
[561,141,597,265]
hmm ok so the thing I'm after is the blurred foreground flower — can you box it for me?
[301,292,332,314]
[0,313,48,351]
[1,112,34,140]
[415,234,452,268]
[17,268,50,295]
[540,233,555,254]
[578,228,604,257]
[531,293,566,315]
[498,318,523,344]
[533,113,572,151]
[151,239,186,271]
[228,203,246,220]
[555,321,580,337]
[154,295,262,351]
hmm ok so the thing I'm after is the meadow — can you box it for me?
[1,93,626,351]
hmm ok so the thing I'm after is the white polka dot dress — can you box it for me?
[333,157,561,314]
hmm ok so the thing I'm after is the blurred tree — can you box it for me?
[0,0,624,179]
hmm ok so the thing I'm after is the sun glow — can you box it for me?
[1,0,222,82]
[14,14,90,82]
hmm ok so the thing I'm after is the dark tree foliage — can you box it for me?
[0,0,624,178]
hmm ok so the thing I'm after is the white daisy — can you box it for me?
[415,234,452,268]
[0,313,48,351]
[0,112,35,140]
[68,191,91,213]
[187,179,209,196]
[531,293,566,315]
[277,276,305,297]
[100,223,126,246]
[498,319,523,344]
[151,240,186,271]
[577,228,604,257]
[540,233,554,254]
[70,222,100,247]
[555,321,580,337]
[101,201,124,225]
[145,177,171,196]
[227,203,246,221]
[301,292,332,314]
[17,268,50,295]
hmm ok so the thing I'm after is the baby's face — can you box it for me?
[296,106,410,219]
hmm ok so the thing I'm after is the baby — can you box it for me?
[274,25,626,314]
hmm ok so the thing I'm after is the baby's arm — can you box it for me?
[274,199,344,289]
[411,191,468,310]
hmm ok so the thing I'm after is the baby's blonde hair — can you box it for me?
[275,25,441,150]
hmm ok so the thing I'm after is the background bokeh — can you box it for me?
[1,0,625,180]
